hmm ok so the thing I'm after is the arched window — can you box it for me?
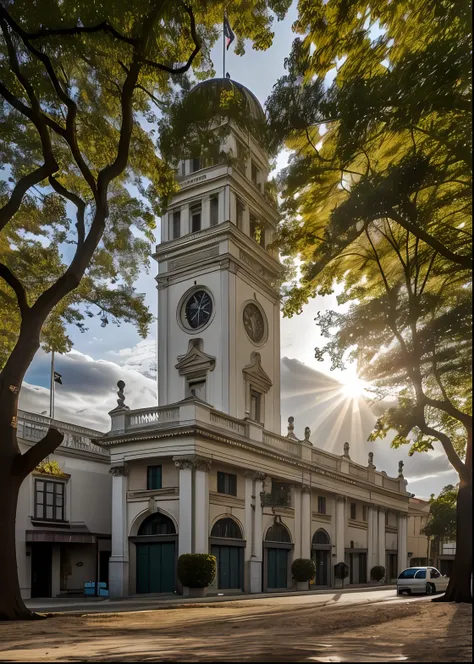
[265,523,291,543]
[211,518,243,539]
[312,529,330,546]
[137,513,176,536]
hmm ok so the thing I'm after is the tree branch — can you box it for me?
[387,208,472,270]
[13,428,64,479]
[0,5,98,196]
[417,420,466,479]
[0,162,58,233]
[139,2,200,75]
[25,21,139,46]
[48,176,86,245]
[0,264,29,315]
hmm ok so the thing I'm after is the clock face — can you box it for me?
[183,290,213,329]
[243,303,266,344]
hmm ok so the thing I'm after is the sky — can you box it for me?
[19,3,458,500]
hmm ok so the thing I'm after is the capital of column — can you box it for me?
[174,457,194,470]
[110,464,128,477]
[194,457,212,472]
[173,455,212,471]
[301,484,311,494]
[378,506,387,513]
[244,470,266,482]
[335,494,346,503]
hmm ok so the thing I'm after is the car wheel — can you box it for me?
[430,583,437,594]
[426,583,432,595]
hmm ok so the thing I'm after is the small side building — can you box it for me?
[16,410,112,599]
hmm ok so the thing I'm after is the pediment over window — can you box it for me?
[175,338,216,376]
[242,352,272,394]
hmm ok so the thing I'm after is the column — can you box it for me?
[293,485,302,560]
[175,458,193,556]
[335,496,346,563]
[194,458,211,554]
[367,506,377,581]
[301,486,311,560]
[397,513,408,574]
[378,507,386,568]
[249,472,266,593]
[109,465,129,598]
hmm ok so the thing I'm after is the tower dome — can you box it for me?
[187,77,265,123]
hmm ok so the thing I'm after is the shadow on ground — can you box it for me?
[0,598,471,662]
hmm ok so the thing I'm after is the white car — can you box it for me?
[397,567,449,596]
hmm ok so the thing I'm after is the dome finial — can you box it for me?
[226,71,231,79]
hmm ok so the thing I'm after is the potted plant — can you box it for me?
[177,553,216,598]
[370,565,386,585]
[291,558,316,591]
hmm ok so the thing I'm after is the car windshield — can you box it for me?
[398,569,422,579]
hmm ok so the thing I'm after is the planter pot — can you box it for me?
[182,586,208,598]
[295,581,309,591]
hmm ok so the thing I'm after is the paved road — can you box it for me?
[25,586,424,615]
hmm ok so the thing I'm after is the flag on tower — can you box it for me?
[53,371,62,385]
[224,15,235,50]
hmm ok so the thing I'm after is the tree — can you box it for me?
[0,0,290,621]
[422,485,457,562]
[266,0,472,602]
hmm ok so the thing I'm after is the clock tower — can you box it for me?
[155,78,282,434]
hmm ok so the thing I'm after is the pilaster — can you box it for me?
[378,507,386,568]
[194,458,212,553]
[244,471,265,593]
[335,495,346,564]
[301,485,311,560]
[397,513,408,574]
[109,464,129,598]
[174,457,194,555]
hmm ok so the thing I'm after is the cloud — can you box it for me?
[20,344,458,497]
[20,348,157,431]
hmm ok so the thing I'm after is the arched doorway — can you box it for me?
[132,512,177,594]
[210,517,245,591]
[264,522,293,590]
[312,529,331,587]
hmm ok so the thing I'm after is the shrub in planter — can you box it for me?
[370,565,386,582]
[177,554,216,589]
[291,558,316,583]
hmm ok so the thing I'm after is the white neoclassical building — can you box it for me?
[101,78,410,598]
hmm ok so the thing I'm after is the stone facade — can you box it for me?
[102,78,410,598]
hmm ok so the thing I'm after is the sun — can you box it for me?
[339,374,370,400]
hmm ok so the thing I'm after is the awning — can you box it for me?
[26,527,96,545]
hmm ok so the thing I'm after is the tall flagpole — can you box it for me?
[223,10,226,78]
[49,349,55,420]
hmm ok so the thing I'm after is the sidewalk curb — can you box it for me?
[29,585,397,616]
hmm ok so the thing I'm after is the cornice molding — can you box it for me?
[101,426,408,505]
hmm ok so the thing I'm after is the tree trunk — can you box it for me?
[433,474,472,603]
[0,460,42,620]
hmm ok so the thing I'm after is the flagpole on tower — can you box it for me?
[223,10,226,78]
[49,349,55,420]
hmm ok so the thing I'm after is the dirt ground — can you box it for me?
[0,599,471,662]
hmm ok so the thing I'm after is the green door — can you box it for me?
[211,545,242,589]
[136,542,175,593]
[267,548,288,589]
